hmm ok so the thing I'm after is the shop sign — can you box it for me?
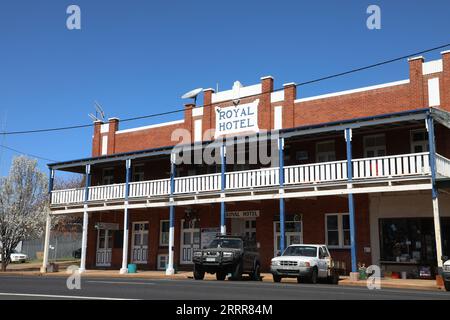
[226,210,260,218]
[214,100,259,138]
[95,222,119,230]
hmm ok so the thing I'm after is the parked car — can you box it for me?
[270,244,339,284]
[72,248,81,259]
[443,256,450,291]
[192,235,261,281]
[0,250,28,263]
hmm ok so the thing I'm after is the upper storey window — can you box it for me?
[364,134,386,158]
[410,129,429,153]
[316,140,336,162]
[102,168,114,185]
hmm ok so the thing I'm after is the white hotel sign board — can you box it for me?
[226,210,260,218]
[214,100,259,138]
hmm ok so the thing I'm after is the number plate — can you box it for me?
[206,257,216,262]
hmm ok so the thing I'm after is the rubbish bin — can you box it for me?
[358,266,367,280]
[128,263,137,273]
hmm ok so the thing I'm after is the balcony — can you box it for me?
[50,152,450,209]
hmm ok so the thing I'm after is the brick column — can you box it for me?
[91,120,103,157]
[408,56,425,109]
[283,82,296,129]
[107,118,120,154]
[441,50,450,111]
[260,76,274,131]
[184,103,194,143]
[203,88,215,140]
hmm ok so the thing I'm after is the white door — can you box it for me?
[273,220,303,256]
[132,222,149,264]
[96,229,112,267]
[180,219,200,265]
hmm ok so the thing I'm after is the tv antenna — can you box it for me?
[181,88,203,106]
[88,101,106,122]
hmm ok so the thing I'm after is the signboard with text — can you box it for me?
[226,210,260,218]
[214,100,259,138]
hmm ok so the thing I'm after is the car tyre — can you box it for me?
[251,263,261,281]
[445,281,450,292]
[273,275,282,283]
[193,265,205,280]
[328,271,339,285]
[216,272,226,281]
[230,262,243,281]
[296,276,303,284]
[308,267,318,284]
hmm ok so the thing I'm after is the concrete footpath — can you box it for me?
[1,260,445,292]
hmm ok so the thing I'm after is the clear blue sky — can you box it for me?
[1,0,450,178]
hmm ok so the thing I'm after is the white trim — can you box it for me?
[271,91,284,103]
[192,107,203,117]
[408,56,424,62]
[325,213,350,249]
[295,79,410,103]
[100,123,109,134]
[441,50,450,55]
[115,120,184,134]
[422,60,443,75]
[260,75,274,80]
[211,84,261,103]
[274,106,283,130]
[194,119,202,142]
[283,82,296,87]
[428,77,441,107]
[101,135,108,156]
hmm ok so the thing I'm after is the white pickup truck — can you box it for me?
[270,244,339,284]
[443,256,450,291]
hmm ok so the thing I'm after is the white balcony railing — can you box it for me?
[51,152,445,206]
[129,178,170,198]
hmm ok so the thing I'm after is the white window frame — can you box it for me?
[159,220,169,247]
[410,129,429,153]
[363,134,386,158]
[325,213,350,249]
[157,254,169,270]
[316,140,336,162]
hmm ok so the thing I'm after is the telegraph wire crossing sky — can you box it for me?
[1,0,450,177]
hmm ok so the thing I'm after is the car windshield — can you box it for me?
[206,239,242,249]
[282,246,317,257]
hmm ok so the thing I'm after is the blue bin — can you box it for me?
[128,263,137,273]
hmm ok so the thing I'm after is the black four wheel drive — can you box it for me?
[192,235,261,281]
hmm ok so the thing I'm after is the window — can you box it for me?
[133,164,145,182]
[325,213,350,248]
[410,129,429,153]
[157,254,169,270]
[364,134,386,157]
[316,140,336,162]
[102,168,114,185]
[160,220,169,246]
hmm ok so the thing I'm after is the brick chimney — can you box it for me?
[92,120,103,157]
[107,118,119,154]
[283,82,296,129]
[260,76,274,130]
[203,88,215,141]
[441,50,450,111]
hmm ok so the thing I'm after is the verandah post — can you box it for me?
[278,136,286,254]
[120,159,132,274]
[40,168,54,273]
[220,142,226,235]
[166,153,176,275]
[79,164,91,273]
[345,128,357,273]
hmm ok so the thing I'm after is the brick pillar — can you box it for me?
[203,88,215,140]
[184,103,194,143]
[441,50,450,112]
[91,120,103,157]
[283,82,296,129]
[408,56,425,109]
[260,76,274,131]
[107,118,119,154]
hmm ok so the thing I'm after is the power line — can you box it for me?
[1,42,450,136]
[0,144,58,162]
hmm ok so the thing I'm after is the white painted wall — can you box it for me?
[369,191,450,266]
[101,135,108,155]
[428,77,441,107]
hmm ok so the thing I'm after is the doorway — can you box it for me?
[180,219,200,264]
[131,221,149,264]
[96,229,112,267]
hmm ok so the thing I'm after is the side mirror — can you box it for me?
[442,256,449,262]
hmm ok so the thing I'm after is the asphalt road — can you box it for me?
[0,275,449,300]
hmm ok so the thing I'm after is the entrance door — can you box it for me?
[274,220,303,256]
[96,229,112,267]
[132,222,149,264]
[231,218,256,241]
[180,219,200,265]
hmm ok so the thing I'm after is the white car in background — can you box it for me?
[0,250,28,263]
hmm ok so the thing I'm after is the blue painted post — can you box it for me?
[120,159,132,274]
[166,153,176,275]
[345,128,357,273]
[278,137,286,254]
[80,164,91,273]
[220,143,226,235]
[427,116,444,272]
[41,169,55,273]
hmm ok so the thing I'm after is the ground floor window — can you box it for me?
[325,213,350,248]
[160,220,169,246]
[273,218,302,256]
